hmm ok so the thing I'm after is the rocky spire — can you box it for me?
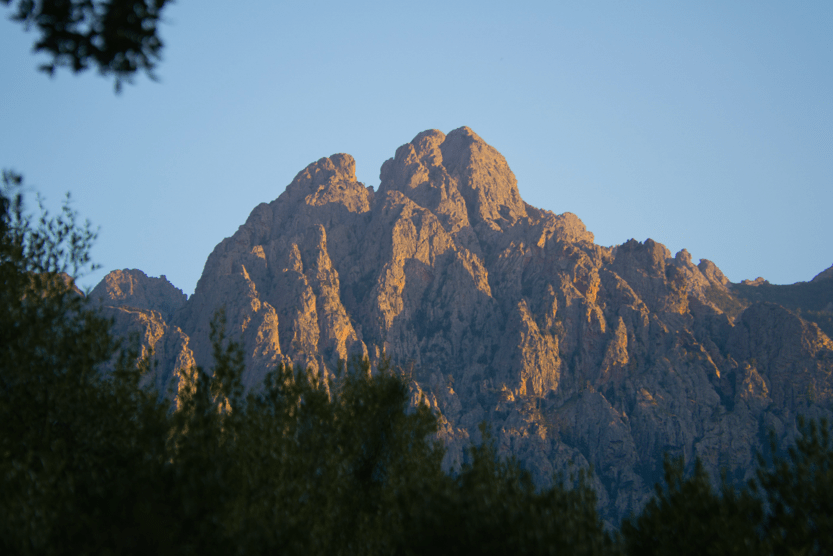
[378,127,526,233]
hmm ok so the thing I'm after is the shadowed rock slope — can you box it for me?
[94,127,833,523]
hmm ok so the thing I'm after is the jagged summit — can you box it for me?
[281,153,370,214]
[90,268,186,320]
[378,127,527,232]
[94,127,833,523]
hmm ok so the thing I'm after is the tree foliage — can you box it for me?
[0,171,170,554]
[756,416,833,555]
[621,457,764,556]
[407,425,615,556]
[622,418,833,556]
[2,0,171,89]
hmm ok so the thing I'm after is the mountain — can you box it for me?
[92,127,833,522]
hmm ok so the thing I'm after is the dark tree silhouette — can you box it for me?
[3,0,172,89]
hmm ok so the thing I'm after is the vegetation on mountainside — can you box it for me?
[622,457,765,556]
[754,417,833,555]
[623,417,833,556]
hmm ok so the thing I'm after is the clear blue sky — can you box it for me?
[2,1,831,295]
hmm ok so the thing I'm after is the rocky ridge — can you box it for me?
[93,128,833,522]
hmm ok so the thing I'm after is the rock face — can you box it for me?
[94,127,833,523]
[90,269,195,403]
[91,269,187,319]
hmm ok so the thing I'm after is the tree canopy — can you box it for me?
[622,417,833,556]
[2,0,171,89]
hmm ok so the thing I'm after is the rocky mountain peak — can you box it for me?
[282,153,370,215]
[90,268,186,319]
[91,269,195,404]
[378,127,526,232]
[697,259,729,286]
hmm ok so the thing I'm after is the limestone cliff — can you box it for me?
[91,268,187,320]
[90,269,195,404]
[94,127,833,522]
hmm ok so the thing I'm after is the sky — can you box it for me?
[2,1,831,295]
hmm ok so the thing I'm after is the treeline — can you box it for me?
[1,177,830,555]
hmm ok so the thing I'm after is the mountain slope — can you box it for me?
[94,127,833,522]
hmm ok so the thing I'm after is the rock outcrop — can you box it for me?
[91,269,187,319]
[91,269,195,403]
[93,127,833,523]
